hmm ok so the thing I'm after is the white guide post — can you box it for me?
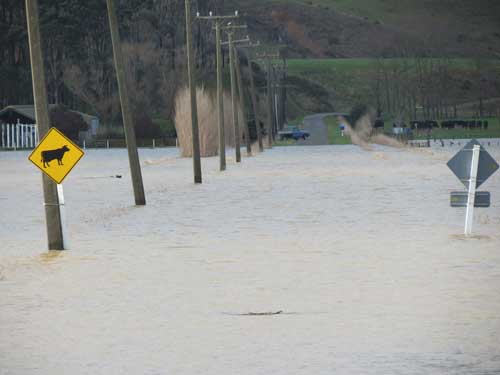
[274,93,279,131]
[56,184,69,249]
[465,145,480,235]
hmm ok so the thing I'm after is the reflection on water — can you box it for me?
[1,144,500,375]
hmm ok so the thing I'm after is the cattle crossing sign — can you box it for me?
[28,127,84,184]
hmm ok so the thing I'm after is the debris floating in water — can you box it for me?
[240,310,283,316]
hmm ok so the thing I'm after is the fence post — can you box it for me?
[1,124,4,148]
[15,124,18,148]
[13,124,16,149]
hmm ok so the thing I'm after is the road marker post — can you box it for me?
[56,184,69,249]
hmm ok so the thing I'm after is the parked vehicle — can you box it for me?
[278,126,310,141]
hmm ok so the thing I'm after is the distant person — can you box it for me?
[484,120,489,130]
[338,116,346,137]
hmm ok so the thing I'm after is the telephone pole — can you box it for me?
[25,0,64,250]
[221,35,251,156]
[221,24,247,163]
[106,0,146,205]
[233,45,252,156]
[227,32,241,162]
[197,12,239,171]
[271,62,286,131]
[239,42,264,152]
[185,0,202,183]
[256,52,280,147]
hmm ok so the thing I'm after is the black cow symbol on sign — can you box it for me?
[41,145,70,168]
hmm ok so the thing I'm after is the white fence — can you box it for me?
[1,123,39,150]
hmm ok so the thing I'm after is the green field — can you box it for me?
[322,115,500,145]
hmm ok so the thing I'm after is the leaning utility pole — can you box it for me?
[233,45,252,156]
[197,12,239,171]
[185,0,202,183]
[25,0,64,250]
[106,0,145,205]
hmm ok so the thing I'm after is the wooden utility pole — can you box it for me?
[197,12,239,171]
[256,51,280,147]
[271,62,286,131]
[233,46,252,156]
[239,43,264,152]
[266,58,274,146]
[220,24,246,163]
[227,32,241,163]
[215,22,226,171]
[185,0,202,183]
[106,0,146,205]
[25,0,64,250]
[248,58,263,152]
[271,62,286,132]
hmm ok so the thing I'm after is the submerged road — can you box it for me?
[296,112,345,146]
[1,145,500,374]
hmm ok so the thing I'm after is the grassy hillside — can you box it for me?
[223,0,500,124]
[226,0,500,58]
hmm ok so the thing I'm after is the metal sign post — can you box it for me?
[447,139,499,236]
[464,145,480,235]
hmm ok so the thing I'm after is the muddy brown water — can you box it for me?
[1,144,500,375]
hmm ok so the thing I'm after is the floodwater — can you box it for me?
[1,142,500,375]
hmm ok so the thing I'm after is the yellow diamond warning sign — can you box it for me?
[28,127,84,184]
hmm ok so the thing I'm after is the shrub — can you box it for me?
[175,86,240,157]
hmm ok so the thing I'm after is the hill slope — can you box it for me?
[225,0,500,58]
